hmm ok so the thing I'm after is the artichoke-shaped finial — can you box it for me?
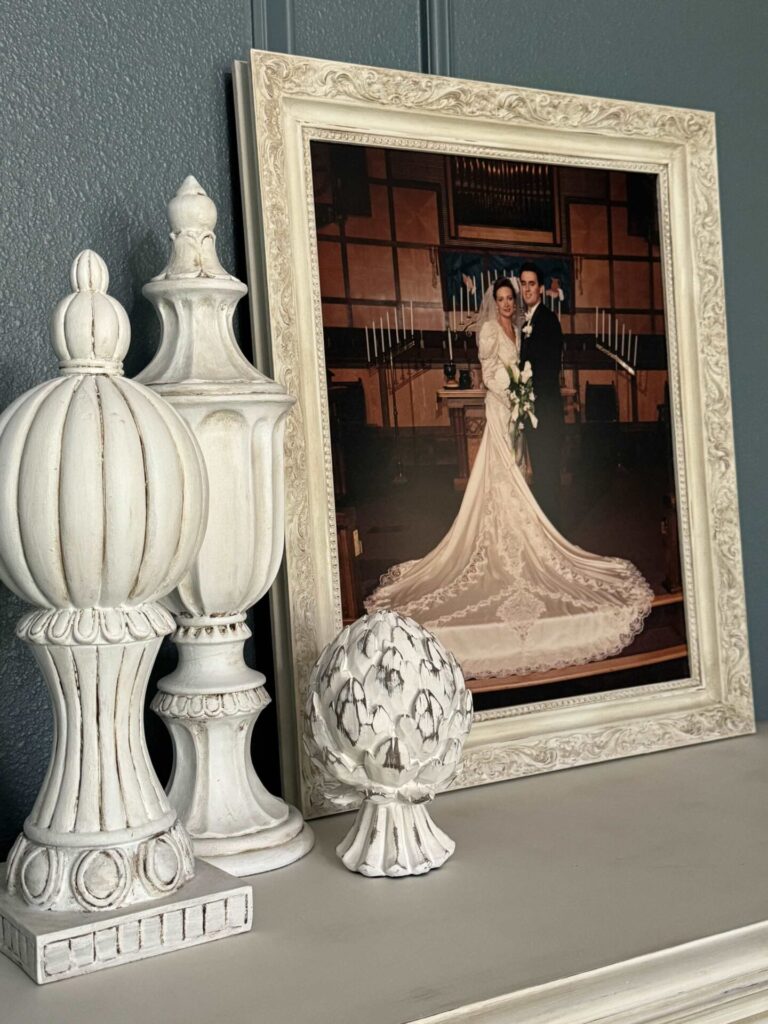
[153,176,233,281]
[306,610,473,877]
[50,250,130,372]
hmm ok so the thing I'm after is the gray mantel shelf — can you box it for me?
[5,727,768,1023]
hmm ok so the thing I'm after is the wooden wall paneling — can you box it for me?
[418,0,453,76]
[614,260,652,309]
[345,184,392,239]
[317,240,346,297]
[252,0,294,51]
[611,205,649,256]
[569,202,609,254]
[578,258,612,307]
[346,243,396,299]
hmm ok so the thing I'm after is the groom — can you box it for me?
[518,262,564,528]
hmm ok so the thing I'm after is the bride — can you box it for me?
[364,277,653,678]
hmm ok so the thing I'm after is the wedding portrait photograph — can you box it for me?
[313,141,683,712]
[245,50,750,810]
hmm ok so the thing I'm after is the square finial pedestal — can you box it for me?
[0,863,252,984]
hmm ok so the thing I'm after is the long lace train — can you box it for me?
[364,320,653,678]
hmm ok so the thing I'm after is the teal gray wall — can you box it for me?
[1,0,766,852]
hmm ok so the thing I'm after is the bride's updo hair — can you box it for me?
[492,277,515,300]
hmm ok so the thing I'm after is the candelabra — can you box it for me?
[138,177,313,876]
[0,251,252,984]
[594,307,640,374]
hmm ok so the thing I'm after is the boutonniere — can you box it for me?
[522,321,533,338]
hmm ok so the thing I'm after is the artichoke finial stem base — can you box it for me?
[337,798,455,878]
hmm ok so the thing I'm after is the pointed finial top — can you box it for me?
[70,249,110,294]
[152,176,234,281]
[50,251,130,374]
[168,176,218,235]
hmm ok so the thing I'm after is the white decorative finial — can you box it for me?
[154,176,232,281]
[140,179,310,877]
[50,250,130,373]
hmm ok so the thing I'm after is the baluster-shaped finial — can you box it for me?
[140,177,312,877]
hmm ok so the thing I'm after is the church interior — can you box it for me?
[312,141,687,710]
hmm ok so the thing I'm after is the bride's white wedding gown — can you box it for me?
[365,319,653,677]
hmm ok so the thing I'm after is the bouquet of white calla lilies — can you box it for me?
[506,360,538,449]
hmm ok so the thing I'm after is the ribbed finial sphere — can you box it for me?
[0,252,208,641]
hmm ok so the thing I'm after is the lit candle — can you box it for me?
[448,329,453,362]
[615,318,619,352]
[419,330,424,350]
[473,279,479,311]
[452,294,457,332]
[601,309,605,343]
[373,322,379,359]
[595,307,598,338]
[410,300,414,336]
[365,325,371,364]
[459,285,464,324]
[386,310,392,350]
[633,334,638,365]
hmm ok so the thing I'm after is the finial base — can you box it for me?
[337,798,455,877]
[196,807,314,876]
[152,638,314,876]
[0,861,252,984]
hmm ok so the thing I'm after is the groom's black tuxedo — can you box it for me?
[519,303,564,526]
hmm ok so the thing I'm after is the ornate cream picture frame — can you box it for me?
[234,50,754,818]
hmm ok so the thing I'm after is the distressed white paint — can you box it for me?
[307,611,472,876]
[0,252,210,922]
[138,178,313,875]
[0,862,252,984]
